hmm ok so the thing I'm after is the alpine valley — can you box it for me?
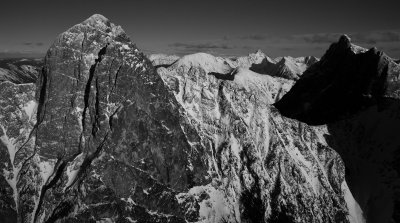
[1,14,399,223]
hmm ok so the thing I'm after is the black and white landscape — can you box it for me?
[1,1,400,223]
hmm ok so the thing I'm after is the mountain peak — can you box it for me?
[61,14,127,40]
[338,34,352,46]
[254,49,264,55]
[84,14,109,24]
[275,33,399,124]
[335,34,368,54]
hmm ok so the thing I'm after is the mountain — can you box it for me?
[2,14,400,223]
[0,58,42,84]
[275,35,400,223]
[157,54,358,222]
[275,35,400,125]
[0,14,360,223]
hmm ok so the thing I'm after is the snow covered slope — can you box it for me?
[156,50,356,222]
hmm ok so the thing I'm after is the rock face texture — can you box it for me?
[31,14,204,222]
[0,58,42,84]
[2,15,398,223]
[276,35,400,223]
[0,81,36,223]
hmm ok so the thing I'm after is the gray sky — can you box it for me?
[1,0,400,58]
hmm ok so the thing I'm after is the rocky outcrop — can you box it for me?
[0,58,42,84]
[275,35,400,223]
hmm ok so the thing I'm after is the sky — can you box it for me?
[1,0,400,58]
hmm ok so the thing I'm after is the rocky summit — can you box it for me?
[0,14,399,223]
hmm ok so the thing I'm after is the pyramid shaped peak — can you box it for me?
[254,49,264,55]
[58,14,127,44]
[83,14,110,25]
[334,34,352,50]
[79,14,115,31]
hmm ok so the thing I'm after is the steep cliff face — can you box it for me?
[275,35,400,223]
[0,15,365,223]
[30,14,209,222]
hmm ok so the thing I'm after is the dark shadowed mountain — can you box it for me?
[275,35,400,223]
[275,35,400,125]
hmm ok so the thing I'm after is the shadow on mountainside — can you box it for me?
[325,98,400,223]
[275,35,400,223]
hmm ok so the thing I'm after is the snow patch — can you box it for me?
[125,217,137,223]
[121,44,131,50]
[23,100,37,120]
[229,134,241,158]
[177,185,230,223]
[121,197,136,205]
[38,160,55,183]
[64,153,84,189]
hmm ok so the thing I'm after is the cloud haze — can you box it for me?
[22,42,45,47]
[165,30,400,58]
